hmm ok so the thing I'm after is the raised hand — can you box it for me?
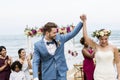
[4,60,8,66]
[7,56,12,65]
[27,54,32,62]
[80,14,87,22]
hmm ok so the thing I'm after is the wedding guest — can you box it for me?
[32,15,84,80]
[0,46,12,80]
[10,60,26,80]
[18,48,32,80]
[80,37,95,80]
[81,14,120,80]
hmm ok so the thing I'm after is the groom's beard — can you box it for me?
[48,35,56,40]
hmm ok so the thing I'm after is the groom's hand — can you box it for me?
[80,14,87,22]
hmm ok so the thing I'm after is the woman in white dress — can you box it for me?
[18,48,32,80]
[80,14,120,80]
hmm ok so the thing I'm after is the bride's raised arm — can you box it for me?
[80,14,97,49]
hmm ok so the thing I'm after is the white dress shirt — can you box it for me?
[9,71,26,80]
[44,38,57,55]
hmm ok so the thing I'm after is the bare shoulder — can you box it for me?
[83,47,87,51]
[82,48,87,53]
[107,44,118,54]
[110,44,119,54]
[82,48,85,52]
[109,43,117,49]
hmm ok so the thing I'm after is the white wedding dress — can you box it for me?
[21,59,31,80]
[94,50,116,80]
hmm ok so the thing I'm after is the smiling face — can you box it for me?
[19,49,26,58]
[99,36,109,47]
[0,48,7,57]
[46,28,57,40]
[18,49,26,59]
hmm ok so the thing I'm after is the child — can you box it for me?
[9,61,26,80]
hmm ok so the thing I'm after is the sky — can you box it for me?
[0,0,120,35]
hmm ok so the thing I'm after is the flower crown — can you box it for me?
[92,29,111,38]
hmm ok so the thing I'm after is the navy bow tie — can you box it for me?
[46,41,55,45]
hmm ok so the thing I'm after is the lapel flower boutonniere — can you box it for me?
[56,40,61,47]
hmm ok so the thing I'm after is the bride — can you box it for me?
[80,14,120,80]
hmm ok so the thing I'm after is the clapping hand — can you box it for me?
[26,55,31,62]
[4,60,8,66]
[7,56,12,65]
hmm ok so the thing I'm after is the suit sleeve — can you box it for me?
[62,22,83,42]
[33,43,41,78]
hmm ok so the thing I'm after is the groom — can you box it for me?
[33,15,84,80]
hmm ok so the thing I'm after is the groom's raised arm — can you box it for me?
[62,21,83,42]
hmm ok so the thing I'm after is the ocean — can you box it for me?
[0,30,120,69]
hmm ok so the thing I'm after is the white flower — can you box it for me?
[96,31,99,36]
[99,31,104,36]
[56,40,61,47]
[108,30,110,33]
[92,29,111,38]
[24,30,30,35]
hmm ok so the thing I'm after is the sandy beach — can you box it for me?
[29,63,83,80]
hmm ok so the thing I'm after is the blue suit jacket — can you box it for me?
[33,22,83,80]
